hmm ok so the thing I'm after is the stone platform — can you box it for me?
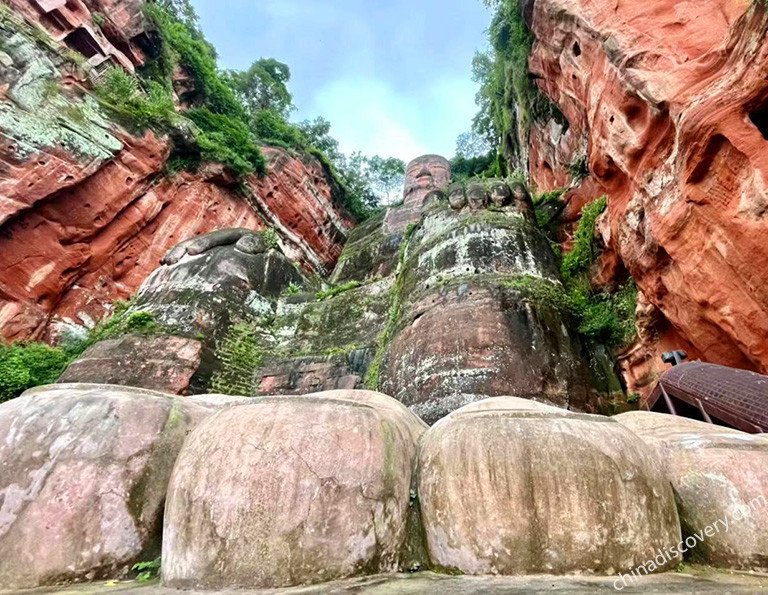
[9,567,768,594]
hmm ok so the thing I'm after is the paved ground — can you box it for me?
[7,566,767,594]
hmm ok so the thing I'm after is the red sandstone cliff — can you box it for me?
[527,0,768,395]
[0,131,352,343]
[0,3,352,343]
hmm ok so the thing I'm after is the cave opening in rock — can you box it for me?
[63,27,102,59]
[749,102,768,140]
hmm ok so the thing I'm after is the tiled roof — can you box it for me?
[649,361,768,433]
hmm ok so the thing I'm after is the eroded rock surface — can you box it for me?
[526,0,768,394]
[57,334,203,395]
[162,390,427,589]
[0,384,213,590]
[378,183,618,423]
[615,411,768,571]
[418,397,681,575]
[0,16,352,343]
[129,229,305,341]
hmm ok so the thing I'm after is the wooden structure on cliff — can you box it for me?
[648,361,768,434]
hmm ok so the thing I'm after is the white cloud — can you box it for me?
[309,78,429,162]
[307,75,478,163]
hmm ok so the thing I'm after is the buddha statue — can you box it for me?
[467,181,488,211]
[447,183,467,210]
[488,180,512,209]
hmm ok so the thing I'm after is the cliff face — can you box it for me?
[0,8,352,343]
[526,0,768,394]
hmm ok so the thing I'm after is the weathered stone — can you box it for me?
[162,390,427,589]
[8,0,145,71]
[57,334,202,395]
[130,241,305,343]
[385,155,451,233]
[527,0,768,396]
[380,205,612,423]
[161,228,267,265]
[418,397,681,575]
[615,411,768,571]
[331,213,403,284]
[255,353,372,395]
[488,179,512,208]
[447,182,467,211]
[0,384,213,590]
[253,278,392,395]
[466,181,488,211]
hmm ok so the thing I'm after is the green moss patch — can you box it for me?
[208,323,266,396]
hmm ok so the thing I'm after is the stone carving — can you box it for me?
[402,155,451,207]
[447,182,467,210]
[0,384,215,590]
[385,155,451,233]
[162,390,427,589]
[448,179,533,214]
[61,228,303,393]
[419,398,681,575]
[615,412,768,571]
[488,179,512,208]
[161,228,268,265]
[467,181,488,210]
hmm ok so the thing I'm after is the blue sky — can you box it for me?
[192,0,491,163]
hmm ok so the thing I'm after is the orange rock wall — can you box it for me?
[0,133,352,343]
[527,0,768,394]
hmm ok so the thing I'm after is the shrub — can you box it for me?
[0,303,169,403]
[132,558,161,582]
[209,323,265,396]
[144,4,243,118]
[562,196,607,281]
[450,152,497,181]
[95,68,177,130]
[261,228,280,250]
[187,107,266,176]
[0,342,71,403]
[506,275,638,350]
[251,108,307,148]
[282,282,302,296]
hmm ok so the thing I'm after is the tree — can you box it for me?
[298,117,341,161]
[471,51,501,149]
[455,130,492,159]
[157,0,200,33]
[366,156,405,204]
[336,152,378,211]
[223,59,294,119]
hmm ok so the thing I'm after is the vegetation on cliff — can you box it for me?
[0,342,70,403]
[89,1,404,220]
[472,0,565,170]
[209,323,266,396]
[0,304,165,402]
[467,1,637,352]
[507,196,637,349]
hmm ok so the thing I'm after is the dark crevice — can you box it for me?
[749,102,768,140]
